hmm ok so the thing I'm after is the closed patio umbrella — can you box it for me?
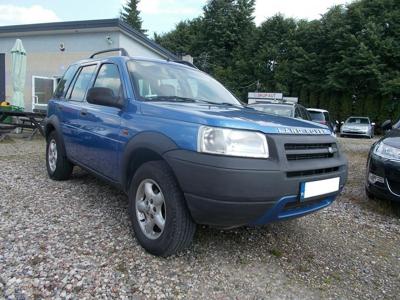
[11,39,27,109]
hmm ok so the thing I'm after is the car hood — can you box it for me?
[140,102,331,135]
[383,129,400,148]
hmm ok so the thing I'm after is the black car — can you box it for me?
[248,102,312,121]
[366,119,400,202]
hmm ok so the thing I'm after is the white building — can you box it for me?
[0,19,177,111]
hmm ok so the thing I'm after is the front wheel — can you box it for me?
[46,131,73,180]
[128,161,196,257]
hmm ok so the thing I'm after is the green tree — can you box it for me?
[120,0,147,34]
[154,0,400,122]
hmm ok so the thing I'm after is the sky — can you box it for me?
[0,0,352,35]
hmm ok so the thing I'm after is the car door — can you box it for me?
[54,65,95,160]
[75,63,124,181]
[62,64,97,160]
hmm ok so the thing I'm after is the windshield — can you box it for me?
[346,117,370,125]
[127,60,242,106]
[308,111,325,121]
[249,104,293,118]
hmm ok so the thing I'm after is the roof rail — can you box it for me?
[90,48,129,59]
[172,60,198,69]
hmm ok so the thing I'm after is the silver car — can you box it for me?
[340,116,375,139]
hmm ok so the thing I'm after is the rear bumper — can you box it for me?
[165,149,347,227]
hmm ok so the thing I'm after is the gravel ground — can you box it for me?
[0,136,399,299]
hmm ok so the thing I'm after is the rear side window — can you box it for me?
[54,65,78,99]
[299,106,311,120]
[294,107,301,119]
[323,112,330,122]
[69,65,97,101]
[93,64,123,98]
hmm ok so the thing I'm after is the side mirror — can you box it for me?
[341,121,344,124]
[335,120,339,124]
[381,119,392,131]
[371,122,376,126]
[86,87,123,109]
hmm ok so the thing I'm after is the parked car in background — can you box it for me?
[307,108,336,132]
[247,101,312,121]
[340,116,375,139]
[366,119,400,202]
[44,48,348,256]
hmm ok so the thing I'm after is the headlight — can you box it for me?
[373,142,400,161]
[198,126,269,158]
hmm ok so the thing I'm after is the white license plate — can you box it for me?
[300,177,340,200]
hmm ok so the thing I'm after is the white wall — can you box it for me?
[118,33,165,60]
[0,29,166,111]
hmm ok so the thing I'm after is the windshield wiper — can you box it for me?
[144,96,196,102]
[144,96,241,107]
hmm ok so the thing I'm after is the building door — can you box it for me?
[0,54,5,101]
[32,76,57,111]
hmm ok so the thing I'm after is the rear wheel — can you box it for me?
[46,131,73,180]
[128,161,196,257]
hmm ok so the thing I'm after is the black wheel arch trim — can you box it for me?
[121,131,179,192]
[44,116,68,158]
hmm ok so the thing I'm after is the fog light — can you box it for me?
[368,173,384,184]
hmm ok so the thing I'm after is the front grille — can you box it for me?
[287,167,339,178]
[283,198,323,211]
[284,143,336,161]
[342,131,365,135]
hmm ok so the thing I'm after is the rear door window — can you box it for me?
[68,65,97,101]
[54,65,78,99]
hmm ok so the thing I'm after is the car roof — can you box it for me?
[307,108,328,113]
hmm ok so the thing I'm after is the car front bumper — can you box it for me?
[341,129,371,137]
[366,154,400,202]
[165,144,348,227]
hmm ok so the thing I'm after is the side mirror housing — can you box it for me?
[371,122,376,126]
[86,87,123,109]
[381,119,392,131]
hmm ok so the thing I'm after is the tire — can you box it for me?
[46,131,73,180]
[365,186,374,199]
[128,161,196,257]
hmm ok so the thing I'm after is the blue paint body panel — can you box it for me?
[45,55,347,227]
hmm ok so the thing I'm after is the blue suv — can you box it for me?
[45,48,348,256]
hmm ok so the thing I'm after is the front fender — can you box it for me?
[121,131,179,191]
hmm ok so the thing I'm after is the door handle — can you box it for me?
[80,109,87,116]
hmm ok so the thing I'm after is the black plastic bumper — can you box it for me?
[165,149,348,227]
[366,154,400,202]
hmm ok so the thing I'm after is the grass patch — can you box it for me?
[269,248,283,258]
